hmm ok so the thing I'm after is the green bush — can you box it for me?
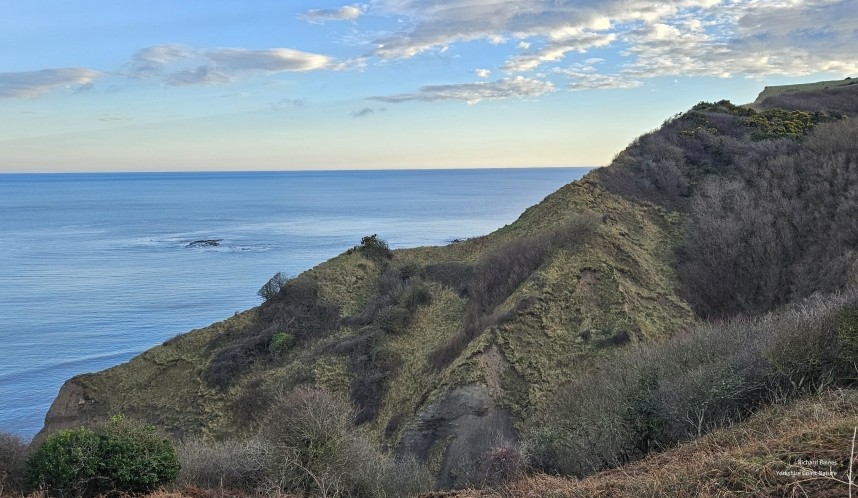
[269,331,294,358]
[26,416,180,497]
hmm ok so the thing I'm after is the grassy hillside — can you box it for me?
[753,77,857,105]
[17,81,858,497]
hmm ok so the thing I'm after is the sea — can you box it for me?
[0,168,590,439]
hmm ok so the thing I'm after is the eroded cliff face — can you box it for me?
[38,172,695,487]
[37,377,104,442]
[397,385,515,489]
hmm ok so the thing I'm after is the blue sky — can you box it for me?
[1,0,855,172]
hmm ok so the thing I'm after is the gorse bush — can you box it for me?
[268,331,294,358]
[0,432,28,496]
[527,289,858,477]
[26,416,180,497]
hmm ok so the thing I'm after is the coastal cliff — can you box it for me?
[39,81,858,490]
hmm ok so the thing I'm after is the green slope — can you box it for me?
[37,81,858,489]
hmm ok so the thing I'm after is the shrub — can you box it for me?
[203,345,250,389]
[375,305,411,334]
[478,439,527,488]
[676,120,858,318]
[26,416,180,497]
[758,84,858,117]
[205,277,341,389]
[258,272,289,301]
[269,331,294,358]
[358,234,393,263]
[338,264,432,422]
[0,432,28,496]
[423,261,474,291]
[176,436,272,492]
[26,427,101,497]
[258,385,430,497]
[527,290,858,477]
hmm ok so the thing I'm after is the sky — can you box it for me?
[1,1,856,173]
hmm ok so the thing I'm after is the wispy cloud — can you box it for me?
[502,32,617,73]
[351,106,386,118]
[301,4,365,22]
[474,68,491,78]
[206,48,332,73]
[369,76,554,104]
[553,61,642,91]
[96,114,134,122]
[0,68,100,98]
[126,45,333,87]
[270,98,307,111]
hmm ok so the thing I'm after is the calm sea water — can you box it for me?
[0,168,589,438]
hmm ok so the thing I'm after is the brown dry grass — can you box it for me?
[423,389,858,498]
[0,489,300,498]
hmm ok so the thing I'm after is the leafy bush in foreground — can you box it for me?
[26,416,180,497]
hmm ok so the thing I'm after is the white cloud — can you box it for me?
[502,32,617,72]
[620,0,858,79]
[301,4,366,22]
[0,68,100,98]
[206,48,332,72]
[553,61,642,90]
[368,0,858,81]
[126,45,334,86]
[369,0,714,60]
[474,68,491,78]
[369,76,555,104]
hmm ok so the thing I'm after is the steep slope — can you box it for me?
[39,173,695,485]
[38,83,858,489]
[423,389,858,497]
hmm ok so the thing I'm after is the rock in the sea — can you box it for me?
[186,239,222,248]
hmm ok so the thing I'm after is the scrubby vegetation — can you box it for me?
[599,98,857,318]
[204,275,341,389]
[527,289,858,476]
[25,416,179,497]
[0,432,28,496]
[177,385,432,498]
[427,215,599,371]
[26,83,858,497]
[677,119,858,317]
[758,80,858,117]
